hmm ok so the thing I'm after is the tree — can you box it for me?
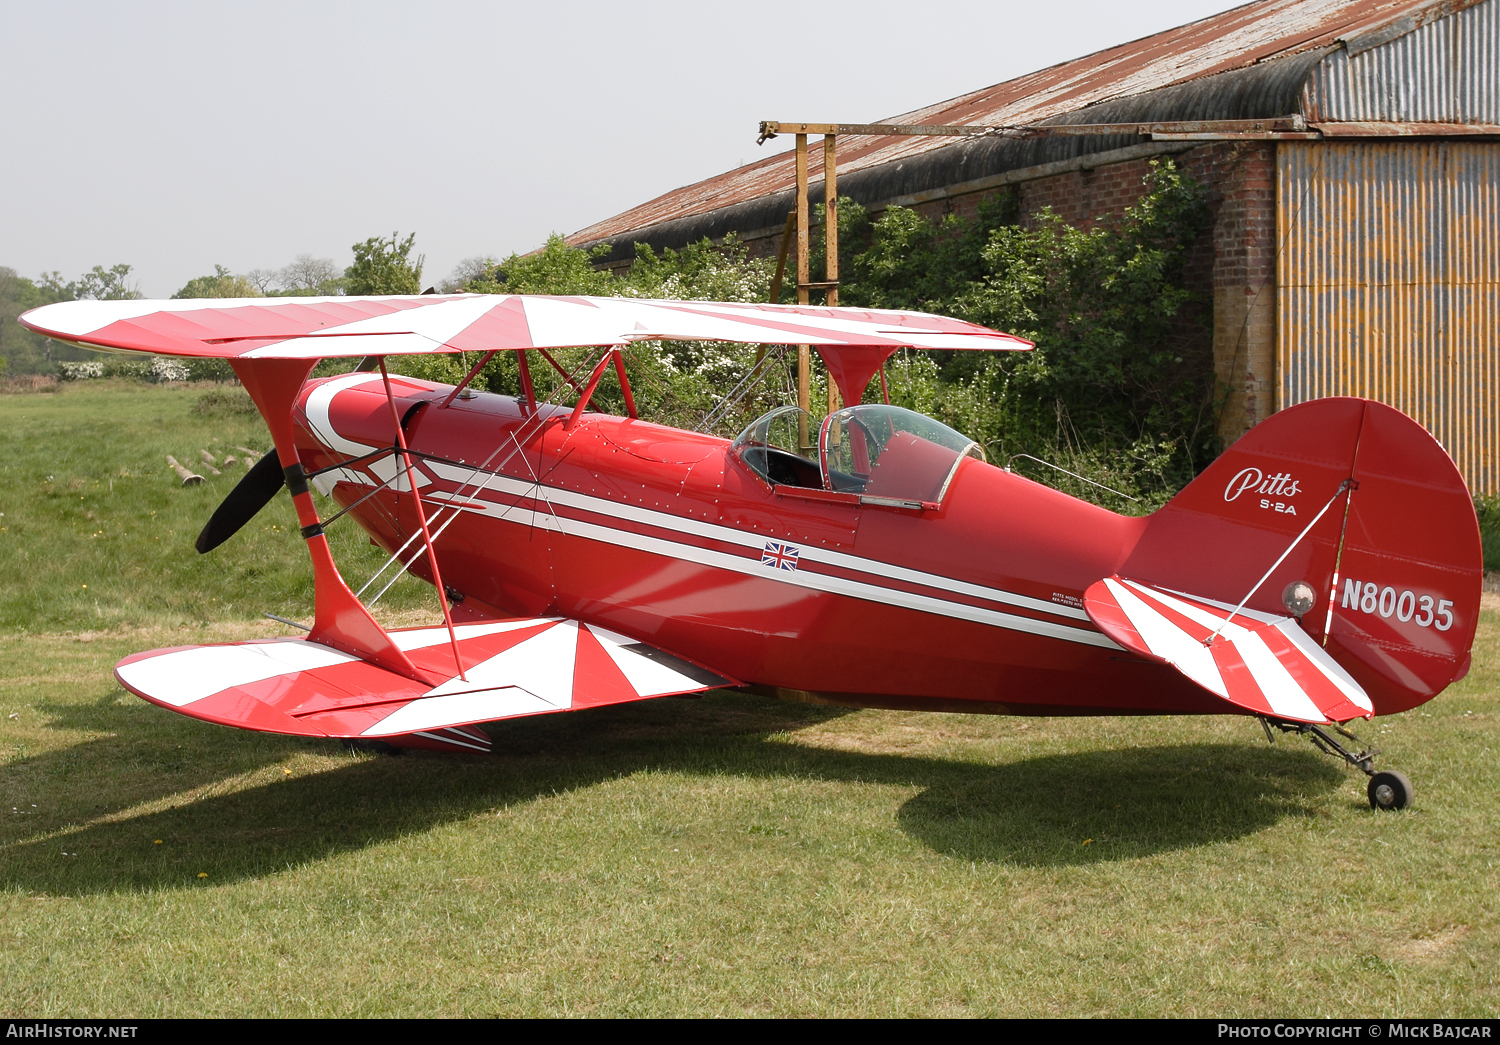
[245,268,279,294]
[441,255,498,292]
[344,233,423,296]
[173,264,261,299]
[1,267,95,373]
[277,253,343,294]
[69,263,142,301]
[466,234,614,296]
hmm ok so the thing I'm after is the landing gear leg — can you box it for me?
[1257,716,1413,810]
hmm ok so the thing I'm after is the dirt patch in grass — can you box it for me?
[1385,925,1471,965]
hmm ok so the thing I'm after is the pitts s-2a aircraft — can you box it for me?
[21,294,1482,810]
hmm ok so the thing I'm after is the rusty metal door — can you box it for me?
[1277,140,1500,494]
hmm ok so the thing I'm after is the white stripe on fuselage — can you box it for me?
[403,460,1116,649]
[303,373,430,491]
[420,460,1091,620]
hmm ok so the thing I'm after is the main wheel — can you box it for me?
[1367,770,1413,810]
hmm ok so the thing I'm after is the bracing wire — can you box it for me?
[354,348,600,607]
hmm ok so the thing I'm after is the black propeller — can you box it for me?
[195,451,287,554]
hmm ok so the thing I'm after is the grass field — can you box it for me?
[1,381,1497,1017]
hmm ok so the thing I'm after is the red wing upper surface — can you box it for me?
[115,619,737,753]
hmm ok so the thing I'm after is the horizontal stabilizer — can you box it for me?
[1083,577,1372,724]
[115,618,738,752]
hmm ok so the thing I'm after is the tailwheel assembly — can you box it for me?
[1259,716,1413,811]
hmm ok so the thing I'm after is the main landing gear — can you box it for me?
[1258,716,1414,810]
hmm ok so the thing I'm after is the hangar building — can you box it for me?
[566,0,1500,493]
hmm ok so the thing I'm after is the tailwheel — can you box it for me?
[1368,770,1414,811]
[1259,716,1414,811]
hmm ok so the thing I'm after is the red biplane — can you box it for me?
[21,294,1482,810]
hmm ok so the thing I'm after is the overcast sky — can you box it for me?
[1,0,1252,297]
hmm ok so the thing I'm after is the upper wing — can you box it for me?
[20,294,1033,359]
[1084,576,1373,724]
[115,618,738,753]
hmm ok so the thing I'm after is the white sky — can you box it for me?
[1,0,1252,297]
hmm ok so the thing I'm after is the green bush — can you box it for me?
[193,388,260,417]
[817,161,1214,505]
[1475,496,1500,572]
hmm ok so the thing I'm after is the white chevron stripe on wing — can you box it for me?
[21,296,292,336]
[1151,585,1370,715]
[242,295,502,358]
[1226,625,1324,722]
[363,688,554,736]
[513,297,629,348]
[583,298,852,346]
[587,625,713,697]
[1103,578,1228,697]
[420,619,578,705]
[1270,619,1373,713]
[1119,580,1322,720]
[1106,578,1369,722]
[389,619,561,652]
[116,641,359,707]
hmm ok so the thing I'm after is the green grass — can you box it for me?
[0,379,432,631]
[1,382,1497,1016]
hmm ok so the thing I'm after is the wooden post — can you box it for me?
[769,210,796,305]
[824,134,841,417]
[795,132,811,455]
[755,211,797,369]
[823,135,838,309]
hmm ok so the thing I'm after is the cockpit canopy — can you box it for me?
[732,404,984,506]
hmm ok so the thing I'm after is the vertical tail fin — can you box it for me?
[1126,398,1480,715]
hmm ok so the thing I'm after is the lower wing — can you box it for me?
[115,617,737,753]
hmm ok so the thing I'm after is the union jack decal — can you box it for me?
[761,540,801,571]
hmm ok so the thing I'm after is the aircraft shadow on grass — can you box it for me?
[2,690,1342,894]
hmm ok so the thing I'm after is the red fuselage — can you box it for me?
[294,373,1221,718]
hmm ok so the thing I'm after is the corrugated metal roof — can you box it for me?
[567,0,1490,253]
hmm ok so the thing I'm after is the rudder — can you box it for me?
[1125,398,1480,716]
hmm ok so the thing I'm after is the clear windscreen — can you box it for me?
[820,404,984,503]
